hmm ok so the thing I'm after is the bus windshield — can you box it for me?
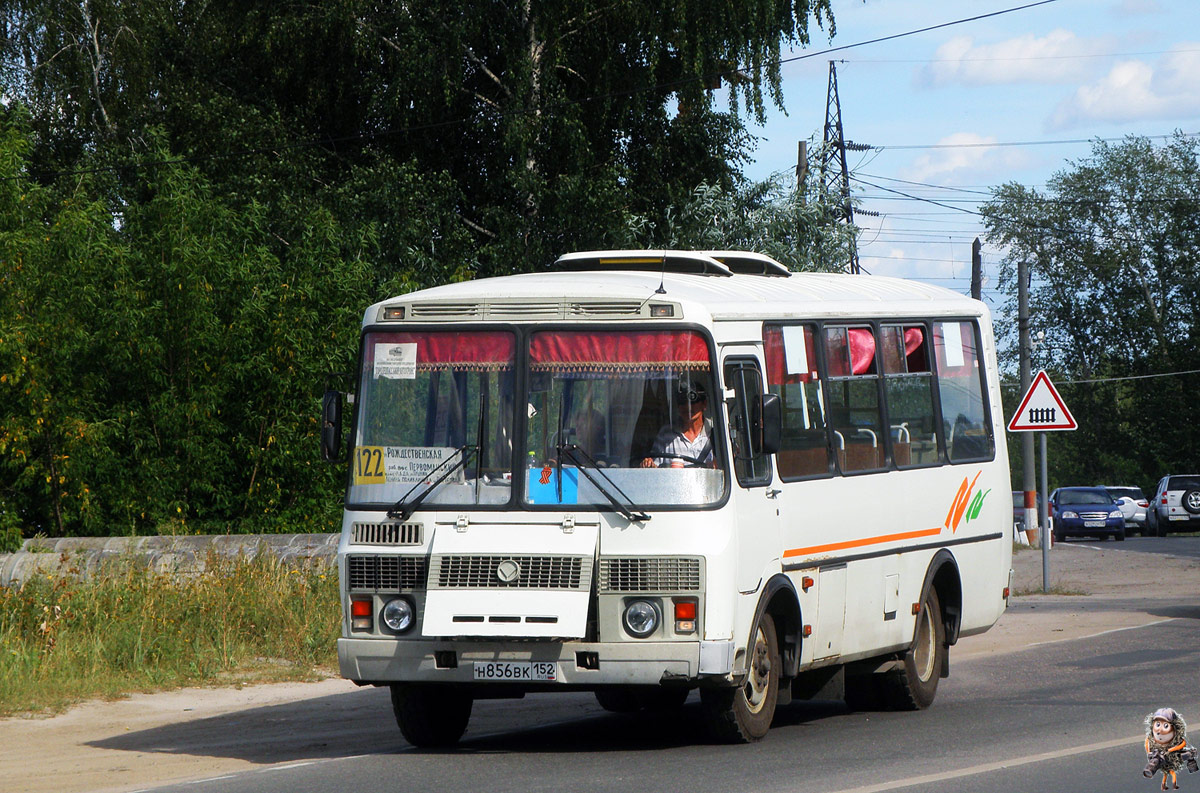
[349,330,516,509]
[523,328,726,508]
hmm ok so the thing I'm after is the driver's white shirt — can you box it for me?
[650,419,713,466]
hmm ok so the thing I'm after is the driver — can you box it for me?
[640,376,714,468]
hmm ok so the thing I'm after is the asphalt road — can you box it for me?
[133,597,1200,793]
[1063,534,1200,559]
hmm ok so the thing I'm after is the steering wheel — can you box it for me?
[655,452,705,468]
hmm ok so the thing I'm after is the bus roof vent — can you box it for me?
[554,250,734,277]
[701,250,792,277]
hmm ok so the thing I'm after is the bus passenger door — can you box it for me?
[721,352,782,594]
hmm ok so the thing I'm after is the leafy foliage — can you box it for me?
[0,123,374,535]
[982,134,1200,492]
[0,2,848,539]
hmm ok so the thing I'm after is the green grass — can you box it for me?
[0,552,340,716]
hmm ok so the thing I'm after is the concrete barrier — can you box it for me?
[0,534,339,587]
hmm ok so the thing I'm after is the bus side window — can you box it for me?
[933,320,994,462]
[762,324,831,478]
[824,326,885,473]
[881,323,940,467]
[723,359,771,486]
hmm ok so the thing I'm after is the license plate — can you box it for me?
[1169,515,1188,521]
[1083,520,1104,528]
[473,661,557,681]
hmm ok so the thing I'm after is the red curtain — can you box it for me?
[530,330,710,371]
[365,331,515,370]
[766,325,925,383]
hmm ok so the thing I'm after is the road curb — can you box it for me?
[0,534,338,587]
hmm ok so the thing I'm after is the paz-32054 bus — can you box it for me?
[321,250,1013,745]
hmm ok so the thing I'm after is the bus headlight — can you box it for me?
[381,597,414,633]
[622,600,660,638]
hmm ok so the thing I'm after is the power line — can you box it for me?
[837,47,1200,65]
[872,131,1199,151]
[1000,368,1200,388]
[857,172,994,196]
[774,0,1062,68]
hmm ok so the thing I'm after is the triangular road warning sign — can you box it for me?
[1007,370,1077,432]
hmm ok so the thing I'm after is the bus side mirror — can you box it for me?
[321,390,344,462]
[760,393,781,456]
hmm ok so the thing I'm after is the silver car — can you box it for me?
[1146,475,1200,536]
[1101,486,1148,536]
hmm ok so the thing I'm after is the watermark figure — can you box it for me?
[1144,708,1198,790]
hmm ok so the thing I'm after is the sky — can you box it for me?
[740,0,1200,310]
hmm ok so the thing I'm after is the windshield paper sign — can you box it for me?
[354,446,456,485]
[373,343,417,379]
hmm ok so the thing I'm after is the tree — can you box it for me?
[0,1,847,538]
[0,120,380,536]
[1,0,836,280]
[981,134,1200,491]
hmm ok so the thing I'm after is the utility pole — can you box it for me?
[821,61,866,274]
[971,237,982,301]
[1017,258,1044,587]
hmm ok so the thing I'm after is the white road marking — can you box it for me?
[1022,617,1179,649]
[836,734,1141,793]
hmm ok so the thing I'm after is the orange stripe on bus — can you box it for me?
[783,527,943,558]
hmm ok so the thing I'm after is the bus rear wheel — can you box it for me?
[882,588,945,710]
[390,684,473,748]
[700,613,780,743]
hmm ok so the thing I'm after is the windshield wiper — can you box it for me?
[387,445,477,521]
[557,443,650,523]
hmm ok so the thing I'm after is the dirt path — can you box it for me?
[6,542,1198,793]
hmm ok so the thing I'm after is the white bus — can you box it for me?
[322,250,1013,746]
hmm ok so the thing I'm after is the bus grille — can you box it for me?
[351,521,423,546]
[346,555,427,591]
[429,555,590,590]
[599,557,703,592]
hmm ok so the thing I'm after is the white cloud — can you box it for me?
[1049,47,1200,128]
[900,133,1033,183]
[919,30,1109,87]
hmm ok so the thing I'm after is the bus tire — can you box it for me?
[882,588,945,710]
[700,613,780,743]
[390,684,473,748]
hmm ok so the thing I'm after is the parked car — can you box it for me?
[1100,486,1149,535]
[1011,490,1044,535]
[1048,486,1125,542]
[1146,475,1200,536]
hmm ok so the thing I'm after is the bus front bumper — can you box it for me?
[338,637,733,686]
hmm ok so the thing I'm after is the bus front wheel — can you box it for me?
[882,588,945,710]
[700,613,780,743]
[390,684,473,747]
